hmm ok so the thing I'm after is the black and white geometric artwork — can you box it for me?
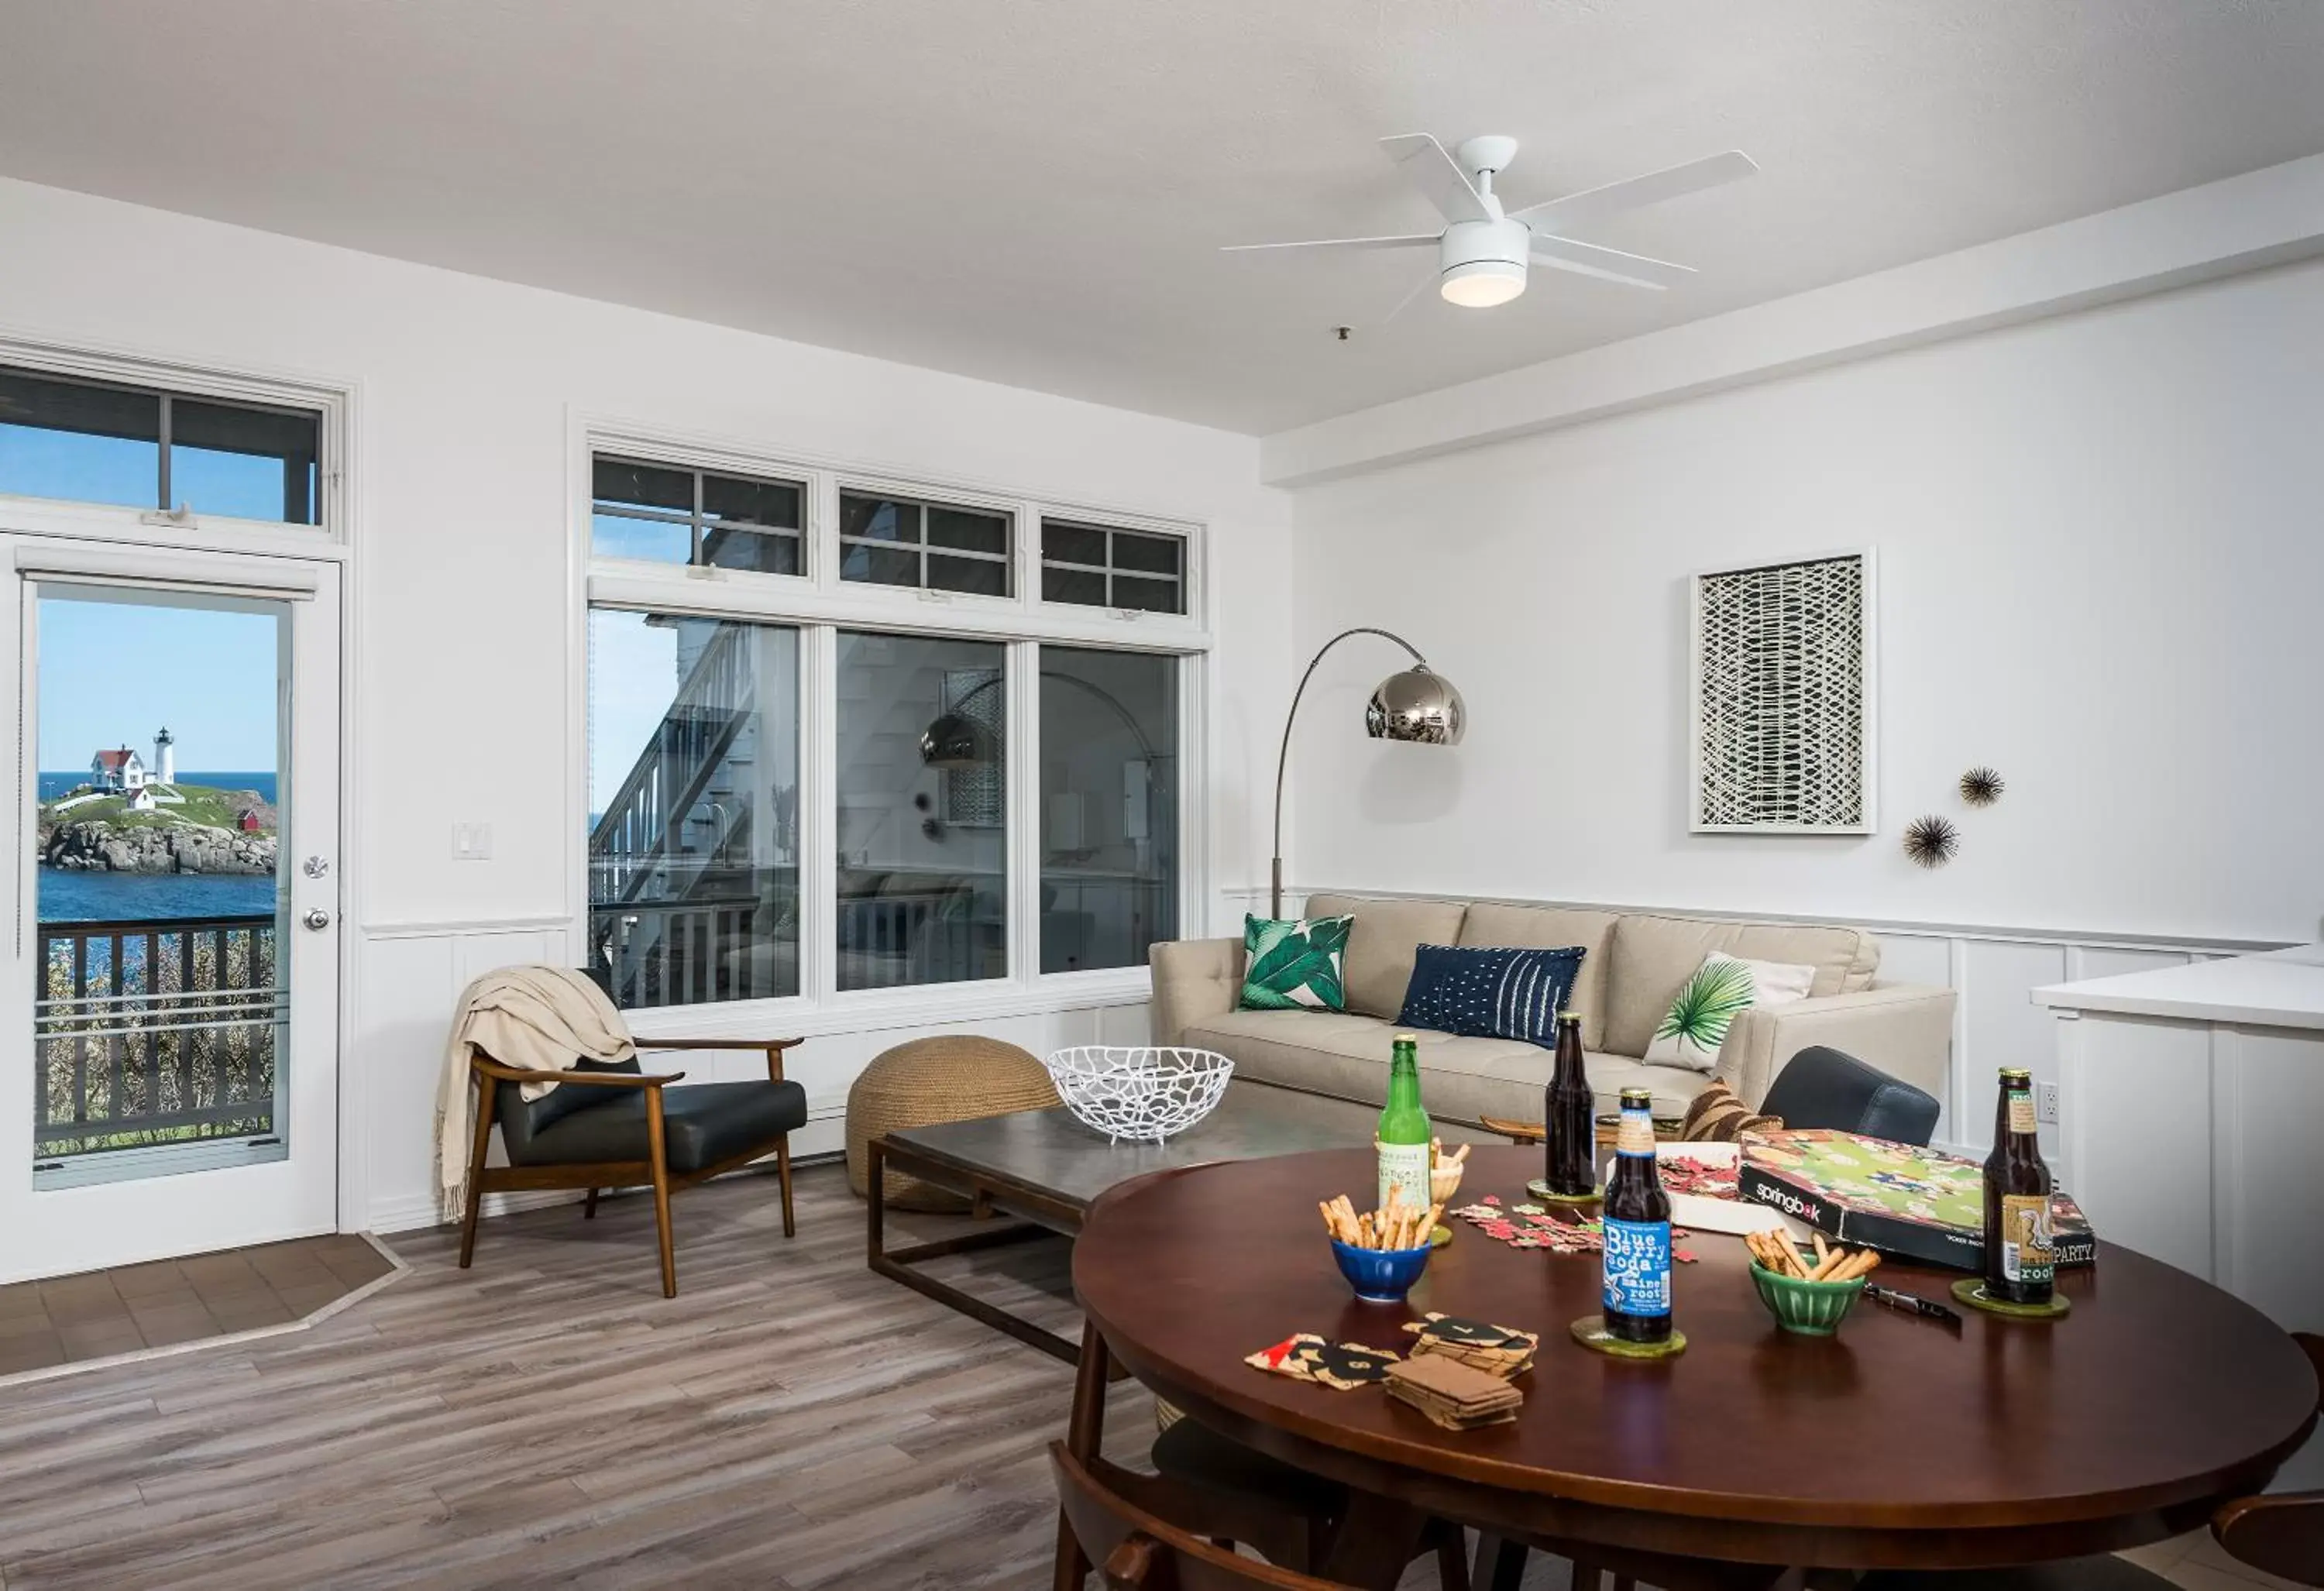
[1690,550,1876,833]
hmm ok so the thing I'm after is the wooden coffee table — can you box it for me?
[867,1083,1411,1367]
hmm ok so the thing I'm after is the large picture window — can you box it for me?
[582,436,1202,1012]
[0,366,321,525]
[586,611,801,1008]
[1039,648,1178,972]
[834,631,1009,990]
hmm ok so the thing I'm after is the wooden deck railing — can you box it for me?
[34,913,281,1160]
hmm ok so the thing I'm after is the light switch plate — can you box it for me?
[452,822,493,861]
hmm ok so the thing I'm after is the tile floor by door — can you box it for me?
[0,1165,2304,1589]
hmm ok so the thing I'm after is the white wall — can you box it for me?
[1285,256,2324,950]
[0,177,1294,1231]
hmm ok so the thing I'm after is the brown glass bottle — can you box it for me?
[1982,1067,2055,1305]
[1600,1088,1673,1343]
[1543,1012,1595,1198]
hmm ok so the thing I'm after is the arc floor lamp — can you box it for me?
[1271,627,1465,918]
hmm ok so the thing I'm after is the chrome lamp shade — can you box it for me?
[1366,665,1465,745]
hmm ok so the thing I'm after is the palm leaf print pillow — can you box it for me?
[1239,913,1354,1011]
[1642,951,1814,1072]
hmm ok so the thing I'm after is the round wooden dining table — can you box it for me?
[1064,1147,2318,1590]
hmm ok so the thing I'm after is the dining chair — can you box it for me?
[1758,1045,1941,1145]
[2211,1332,2324,1587]
[457,1031,806,1299]
[1052,1438,1358,1590]
[1147,1412,1470,1588]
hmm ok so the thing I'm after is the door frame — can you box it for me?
[0,329,366,1273]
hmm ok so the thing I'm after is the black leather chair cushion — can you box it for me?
[511,1080,808,1173]
[493,1057,645,1156]
[1151,1416,1346,1517]
[1759,1046,1941,1146]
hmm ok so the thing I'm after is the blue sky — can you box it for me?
[3,419,292,775]
[40,596,281,775]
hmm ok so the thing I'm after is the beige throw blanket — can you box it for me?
[435,965,638,1220]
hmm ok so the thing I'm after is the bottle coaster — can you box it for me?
[1951,1278,2071,1320]
[1569,1315,1687,1359]
[1527,1179,1604,1205]
[1429,1225,1453,1249]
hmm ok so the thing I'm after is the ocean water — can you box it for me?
[38,770,281,923]
[40,770,277,803]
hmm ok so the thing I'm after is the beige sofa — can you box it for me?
[1150,894,1954,1124]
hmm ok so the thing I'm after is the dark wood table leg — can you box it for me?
[1315,1495,1430,1591]
[1054,1326,1113,1591]
[1473,1532,1528,1591]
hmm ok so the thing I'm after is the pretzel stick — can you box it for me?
[1831,1249,1882,1283]
[1811,1232,1831,1268]
[1450,1142,1471,1163]
[1807,1247,1849,1282]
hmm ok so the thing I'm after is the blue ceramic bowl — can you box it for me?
[1331,1236,1432,1304]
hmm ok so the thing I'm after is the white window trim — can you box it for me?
[1037,512,1192,620]
[569,413,1210,1031]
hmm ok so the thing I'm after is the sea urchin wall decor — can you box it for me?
[1903,814,1960,868]
[1959,766,2005,806]
[1690,550,1876,833]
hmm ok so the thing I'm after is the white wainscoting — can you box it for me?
[350,919,1152,1233]
[1236,887,2281,1187]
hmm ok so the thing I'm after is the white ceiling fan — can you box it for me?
[1226,135,1757,312]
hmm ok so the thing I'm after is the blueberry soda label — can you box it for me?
[1603,1218,1673,1318]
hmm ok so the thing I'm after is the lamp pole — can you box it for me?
[1270,627,1442,919]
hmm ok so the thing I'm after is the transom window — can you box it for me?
[1040,519,1185,615]
[593,455,805,576]
[0,366,322,526]
[839,490,1013,597]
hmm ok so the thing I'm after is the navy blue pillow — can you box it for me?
[1395,943,1586,1051]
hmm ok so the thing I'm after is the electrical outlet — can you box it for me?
[452,822,493,861]
[2037,1081,2061,1125]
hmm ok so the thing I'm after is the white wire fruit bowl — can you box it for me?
[1043,1046,1235,1145]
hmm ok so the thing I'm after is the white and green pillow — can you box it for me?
[1239,912,1354,1012]
[1643,951,1816,1072]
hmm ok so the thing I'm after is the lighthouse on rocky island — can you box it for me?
[153,725,175,787]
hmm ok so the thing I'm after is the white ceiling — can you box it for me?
[3,1,2322,435]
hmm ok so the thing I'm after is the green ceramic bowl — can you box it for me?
[1750,1260,1868,1336]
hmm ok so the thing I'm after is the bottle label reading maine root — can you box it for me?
[1615,1111,1655,1156]
[1377,1141,1431,1218]
[1603,1218,1672,1317]
[1999,1193,2055,1285]
[2007,1091,2038,1136]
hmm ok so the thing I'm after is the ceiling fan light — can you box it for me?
[1439,258,1525,308]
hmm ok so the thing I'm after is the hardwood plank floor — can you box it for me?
[0,1166,2254,1590]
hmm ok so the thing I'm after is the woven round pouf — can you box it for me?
[846,1035,1060,1211]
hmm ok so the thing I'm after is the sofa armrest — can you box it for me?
[1717,984,1957,1108]
[1149,937,1243,1048]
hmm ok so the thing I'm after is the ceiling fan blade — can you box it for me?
[1220,233,1439,253]
[1381,267,1440,325]
[1379,133,1490,225]
[1509,150,1757,233]
[1528,234,1694,290]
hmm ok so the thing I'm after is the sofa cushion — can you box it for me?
[1239,912,1353,1012]
[1458,903,1619,1052]
[1304,894,1467,1021]
[1604,914,1880,1058]
[1395,943,1583,1050]
[1182,1009,1706,1124]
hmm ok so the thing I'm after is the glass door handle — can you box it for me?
[302,909,334,931]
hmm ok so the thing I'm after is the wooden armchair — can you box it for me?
[457,1035,805,1298]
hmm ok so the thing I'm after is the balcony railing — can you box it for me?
[35,913,282,1160]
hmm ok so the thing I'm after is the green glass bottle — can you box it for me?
[1377,1033,1432,1217]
